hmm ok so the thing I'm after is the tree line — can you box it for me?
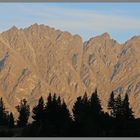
[0,89,140,137]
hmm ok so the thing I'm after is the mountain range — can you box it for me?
[0,23,140,117]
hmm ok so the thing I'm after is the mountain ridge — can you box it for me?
[0,23,140,117]
[1,23,137,45]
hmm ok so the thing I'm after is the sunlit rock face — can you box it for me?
[0,24,140,117]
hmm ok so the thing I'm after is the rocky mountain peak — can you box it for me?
[8,25,18,32]
[101,32,110,40]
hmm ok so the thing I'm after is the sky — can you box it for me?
[0,3,140,43]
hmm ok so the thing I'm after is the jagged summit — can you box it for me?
[9,25,18,31]
[0,24,140,118]
[11,25,18,29]
[31,23,39,27]
[101,32,110,39]
[27,23,47,30]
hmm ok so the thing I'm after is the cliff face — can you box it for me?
[0,24,140,117]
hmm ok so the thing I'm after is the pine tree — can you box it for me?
[72,93,91,136]
[45,93,59,123]
[47,93,52,106]
[73,93,90,122]
[32,96,45,124]
[8,112,14,128]
[43,93,53,123]
[16,99,30,127]
[108,92,115,117]
[61,100,71,123]
[89,89,104,136]
[114,94,123,119]
[83,92,89,106]
[57,96,61,106]
[73,96,85,124]
[0,97,8,126]
[59,100,72,136]
[90,89,102,117]
[122,94,134,120]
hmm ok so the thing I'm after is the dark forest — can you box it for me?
[0,89,140,137]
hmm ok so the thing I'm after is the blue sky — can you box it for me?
[0,3,140,43]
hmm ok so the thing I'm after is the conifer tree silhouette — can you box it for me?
[72,92,93,136]
[90,89,102,117]
[8,112,14,128]
[16,99,30,127]
[72,95,89,125]
[114,94,123,119]
[0,98,8,126]
[108,91,115,117]
[61,100,71,123]
[122,94,134,120]
[58,99,72,136]
[89,89,104,136]
[32,96,45,124]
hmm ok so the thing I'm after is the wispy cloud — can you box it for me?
[0,3,140,43]
[18,5,140,31]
